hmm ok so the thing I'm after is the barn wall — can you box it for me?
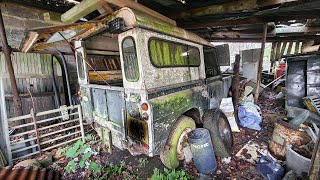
[0,52,65,118]
[0,2,52,49]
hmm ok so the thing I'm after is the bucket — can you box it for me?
[188,128,217,174]
[286,145,311,177]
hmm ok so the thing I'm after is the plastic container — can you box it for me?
[275,64,286,79]
[256,156,284,180]
[188,128,217,174]
[286,145,311,177]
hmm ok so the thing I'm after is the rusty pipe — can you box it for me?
[0,7,23,117]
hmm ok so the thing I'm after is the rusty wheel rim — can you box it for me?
[217,117,233,150]
[177,128,192,160]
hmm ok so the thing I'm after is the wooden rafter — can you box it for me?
[61,0,107,23]
[104,0,176,25]
[206,35,320,42]
[183,17,262,29]
[170,0,298,19]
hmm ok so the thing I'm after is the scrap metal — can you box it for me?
[0,166,60,180]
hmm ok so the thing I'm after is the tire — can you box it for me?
[160,115,196,169]
[203,109,233,158]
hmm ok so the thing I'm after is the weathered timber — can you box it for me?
[184,17,261,29]
[171,0,257,19]
[254,23,268,103]
[171,0,297,19]
[309,131,320,179]
[280,41,288,57]
[61,0,107,23]
[0,7,23,117]
[232,54,240,123]
[270,42,277,61]
[294,41,300,54]
[104,0,176,26]
[43,12,64,25]
[89,70,122,82]
[205,35,320,42]
[286,42,293,55]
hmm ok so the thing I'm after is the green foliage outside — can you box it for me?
[151,168,193,180]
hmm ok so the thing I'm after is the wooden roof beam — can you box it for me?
[61,0,107,23]
[182,15,318,29]
[183,17,262,29]
[170,0,298,19]
[104,0,176,25]
[271,26,320,35]
[61,0,176,25]
[206,35,320,42]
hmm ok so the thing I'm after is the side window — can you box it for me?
[148,38,200,68]
[76,52,85,80]
[122,37,139,82]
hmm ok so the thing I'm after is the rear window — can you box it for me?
[122,37,139,82]
[148,38,200,68]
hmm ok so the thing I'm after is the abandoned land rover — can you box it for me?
[75,8,233,169]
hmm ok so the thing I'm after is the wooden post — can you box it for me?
[270,42,277,73]
[232,54,240,123]
[309,131,320,179]
[286,42,294,55]
[254,23,268,103]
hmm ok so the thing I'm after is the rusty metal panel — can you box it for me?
[105,90,125,131]
[92,88,108,120]
[0,167,60,180]
[286,59,306,108]
[307,58,320,95]
[286,53,320,109]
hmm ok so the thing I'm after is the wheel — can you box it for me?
[203,109,233,158]
[160,115,196,169]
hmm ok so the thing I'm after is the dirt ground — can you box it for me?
[41,89,285,179]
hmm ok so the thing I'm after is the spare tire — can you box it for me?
[203,109,233,157]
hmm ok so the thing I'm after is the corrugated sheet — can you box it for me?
[0,167,60,180]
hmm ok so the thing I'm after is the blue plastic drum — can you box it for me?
[188,128,217,174]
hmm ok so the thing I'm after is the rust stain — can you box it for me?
[269,121,311,160]
[0,167,60,180]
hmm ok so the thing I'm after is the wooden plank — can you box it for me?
[294,41,300,54]
[184,17,261,29]
[232,54,240,123]
[89,70,122,82]
[309,131,320,179]
[104,0,176,26]
[286,42,293,55]
[270,42,277,61]
[254,23,268,103]
[21,32,39,53]
[279,41,288,57]
[43,12,65,25]
[172,0,298,19]
[61,0,107,23]
[86,50,120,56]
[100,3,114,14]
[171,0,258,19]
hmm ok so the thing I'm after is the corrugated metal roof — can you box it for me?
[0,166,60,180]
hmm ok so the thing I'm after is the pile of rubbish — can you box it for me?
[217,84,319,179]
